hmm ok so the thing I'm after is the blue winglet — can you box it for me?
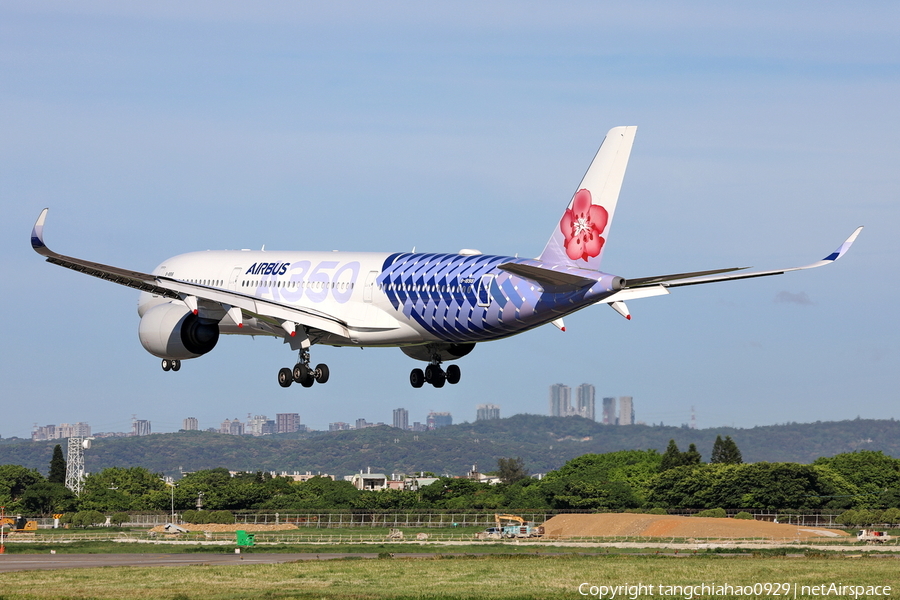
[31,208,49,253]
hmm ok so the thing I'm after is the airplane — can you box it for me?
[31,126,862,389]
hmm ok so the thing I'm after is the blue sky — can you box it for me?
[2,2,897,439]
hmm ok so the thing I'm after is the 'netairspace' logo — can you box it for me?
[577,583,893,599]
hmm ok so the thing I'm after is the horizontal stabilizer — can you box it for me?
[498,263,596,292]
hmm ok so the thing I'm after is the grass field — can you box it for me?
[1,554,899,600]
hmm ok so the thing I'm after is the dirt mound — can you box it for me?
[541,513,848,541]
[150,523,299,534]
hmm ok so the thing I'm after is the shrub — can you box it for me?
[835,510,857,526]
[647,507,667,515]
[211,510,235,524]
[733,511,753,520]
[695,508,727,518]
[881,507,900,526]
[110,512,130,526]
[181,509,199,524]
[72,510,107,527]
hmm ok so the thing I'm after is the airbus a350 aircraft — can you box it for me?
[32,126,861,389]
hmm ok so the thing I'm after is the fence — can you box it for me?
[5,531,897,547]
[21,511,861,529]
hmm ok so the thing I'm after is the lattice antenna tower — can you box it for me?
[65,437,88,495]
[690,405,697,430]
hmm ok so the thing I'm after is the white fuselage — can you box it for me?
[138,250,427,347]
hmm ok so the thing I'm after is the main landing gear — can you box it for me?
[410,359,461,389]
[161,358,181,372]
[278,349,329,389]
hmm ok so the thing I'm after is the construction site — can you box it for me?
[119,511,870,550]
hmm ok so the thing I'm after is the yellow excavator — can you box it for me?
[0,516,38,532]
[494,514,543,538]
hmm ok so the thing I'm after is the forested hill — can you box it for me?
[2,416,897,478]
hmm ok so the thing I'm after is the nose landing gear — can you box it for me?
[161,358,181,372]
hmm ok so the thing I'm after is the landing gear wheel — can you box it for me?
[300,375,315,388]
[424,364,438,383]
[171,359,181,372]
[161,359,171,372]
[431,369,446,388]
[293,364,309,383]
[410,368,425,388]
[278,367,293,388]
[314,364,330,384]
[445,364,461,384]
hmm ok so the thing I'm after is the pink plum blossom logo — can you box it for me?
[559,189,608,261]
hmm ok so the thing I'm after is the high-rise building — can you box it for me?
[276,413,301,434]
[427,411,452,429]
[220,418,244,435]
[476,404,500,421]
[393,408,409,430]
[57,422,92,438]
[329,422,351,431]
[32,424,57,441]
[132,419,151,436]
[549,384,572,417]
[182,417,199,431]
[602,397,616,425]
[246,415,276,436]
[618,396,634,425]
[576,384,596,421]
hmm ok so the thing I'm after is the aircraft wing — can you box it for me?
[623,227,863,289]
[599,227,863,319]
[31,208,350,338]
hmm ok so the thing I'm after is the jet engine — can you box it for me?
[138,301,220,359]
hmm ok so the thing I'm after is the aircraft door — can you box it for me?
[363,270,379,303]
[477,274,495,307]
[228,267,243,291]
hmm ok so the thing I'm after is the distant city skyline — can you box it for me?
[31,395,632,441]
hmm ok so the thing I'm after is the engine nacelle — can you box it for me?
[138,302,220,360]
[400,342,476,363]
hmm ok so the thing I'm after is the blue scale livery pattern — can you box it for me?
[378,253,612,343]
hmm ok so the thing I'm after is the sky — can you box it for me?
[2,2,897,439]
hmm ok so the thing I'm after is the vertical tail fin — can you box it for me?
[539,126,637,269]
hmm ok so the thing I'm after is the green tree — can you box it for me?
[20,481,76,516]
[722,437,742,464]
[710,436,727,463]
[813,451,900,498]
[497,457,529,484]
[541,450,662,508]
[710,435,742,464]
[0,464,44,510]
[659,440,684,472]
[683,443,702,466]
[48,445,66,484]
[80,467,166,512]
